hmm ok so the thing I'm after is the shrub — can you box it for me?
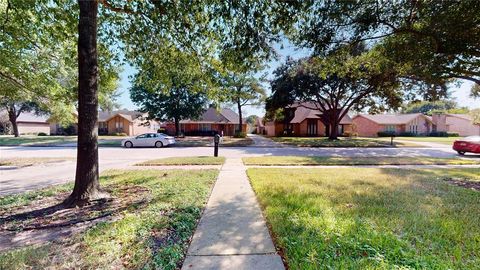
[447,132,460,137]
[398,132,416,137]
[114,132,128,136]
[37,132,48,136]
[377,131,396,137]
[234,131,247,138]
[429,131,460,137]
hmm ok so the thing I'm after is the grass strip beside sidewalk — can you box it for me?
[0,169,218,270]
[243,156,479,166]
[136,156,226,166]
[247,167,480,269]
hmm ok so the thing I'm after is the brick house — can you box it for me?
[431,113,480,136]
[264,103,353,137]
[50,110,160,136]
[352,113,433,137]
[13,112,50,135]
[165,107,247,136]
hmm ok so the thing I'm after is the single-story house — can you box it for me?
[50,110,160,136]
[255,117,265,135]
[165,107,247,136]
[15,112,50,135]
[264,103,353,137]
[352,113,433,137]
[431,113,480,136]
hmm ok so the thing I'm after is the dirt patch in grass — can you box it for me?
[445,178,480,191]
[0,185,151,250]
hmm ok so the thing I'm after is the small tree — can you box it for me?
[223,72,266,133]
[0,101,41,137]
[267,45,401,140]
[130,85,207,136]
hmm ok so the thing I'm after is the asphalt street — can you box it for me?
[0,139,467,196]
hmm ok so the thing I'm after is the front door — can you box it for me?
[307,119,318,136]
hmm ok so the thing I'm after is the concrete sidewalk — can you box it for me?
[182,158,284,270]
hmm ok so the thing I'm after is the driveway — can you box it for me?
[0,144,463,196]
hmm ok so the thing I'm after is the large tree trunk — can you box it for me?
[6,106,19,137]
[64,0,106,207]
[237,99,243,134]
[327,110,339,140]
[174,117,180,136]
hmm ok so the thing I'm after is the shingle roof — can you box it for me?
[446,114,473,121]
[101,110,143,123]
[180,107,241,124]
[288,103,353,125]
[356,113,427,125]
[16,112,49,123]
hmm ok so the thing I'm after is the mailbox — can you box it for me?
[213,134,221,157]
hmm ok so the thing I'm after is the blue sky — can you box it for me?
[116,41,478,116]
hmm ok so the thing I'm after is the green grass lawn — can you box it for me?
[248,167,480,269]
[175,136,254,147]
[0,135,124,147]
[271,137,419,147]
[243,156,480,166]
[0,157,74,167]
[0,169,218,270]
[376,136,461,145]
[0,135,77,146]
[136,156,226,166]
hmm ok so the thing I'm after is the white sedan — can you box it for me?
[121,133,175,148]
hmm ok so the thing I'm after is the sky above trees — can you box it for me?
[116,39,478,116]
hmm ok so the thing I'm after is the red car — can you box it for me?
[453,136,480,155]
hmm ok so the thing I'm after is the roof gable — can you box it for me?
[355,113,428,125]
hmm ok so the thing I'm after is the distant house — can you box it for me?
[431,113,480,136]
[352,113,433,137]
[264,103,353,137]
[50,110,160,136]
[165,107,247,136]
[15,112,50,135]
[255,117,265,134]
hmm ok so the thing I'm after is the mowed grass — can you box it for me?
[271,137,418,148]
[0,135,77,146]
[248,168,480,269]
[0,135,125,146]
[0,169,218,270]
[376,136,460,145]
[136,156,226,166]
[0,157,74,167]
[243,156,480,166]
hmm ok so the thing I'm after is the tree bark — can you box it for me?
[64,0,106,207]
[327,109,339,140]
[237,99,243,134]
[174,117,180,136]
[6,105,19,137]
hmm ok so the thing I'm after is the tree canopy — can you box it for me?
[403,100,469,115]
[267,44,401,139]
[289,0,480,97]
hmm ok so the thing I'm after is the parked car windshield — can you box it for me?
[464,136,480,142]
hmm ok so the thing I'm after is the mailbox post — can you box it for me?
[214,134,220,157]
[390,135,395,146]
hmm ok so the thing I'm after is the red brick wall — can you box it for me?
[352,116,382,137]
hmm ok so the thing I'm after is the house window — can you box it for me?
[115,119,124,132]
[408,117,419,134]
[307,119,317,136]
[200,123,211,131]
[385,125,396,132]
[98,122,108,135]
